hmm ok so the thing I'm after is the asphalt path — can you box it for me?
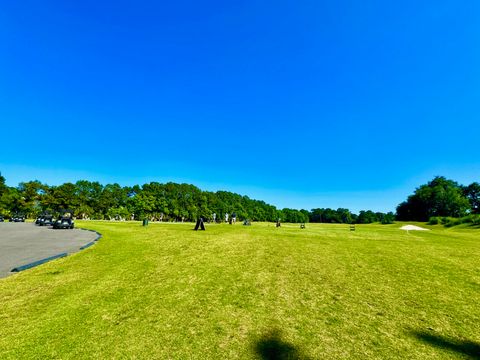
[0,222,98,278]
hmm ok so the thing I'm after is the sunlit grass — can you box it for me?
[0,221,478,359]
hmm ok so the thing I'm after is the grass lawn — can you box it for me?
[0,221,479,359]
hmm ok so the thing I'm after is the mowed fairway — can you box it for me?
[0,222,479,359]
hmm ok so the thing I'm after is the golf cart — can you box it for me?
[53,209,74,229]
[40,215,54,226]
[53,217,74,229]
[10,214,25,222]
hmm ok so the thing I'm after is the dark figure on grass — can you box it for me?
[276,218,281,228]
[194,217,206,231]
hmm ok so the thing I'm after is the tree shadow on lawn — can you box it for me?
[412,330,480,359]
[253,328,311,360]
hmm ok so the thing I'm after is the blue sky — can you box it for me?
[1,1,479,212]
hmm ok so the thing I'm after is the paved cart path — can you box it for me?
[0,222,98,278]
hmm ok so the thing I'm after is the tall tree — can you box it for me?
[18,180,46,217]
[0,172,9,215]
[0,172,6,195]
[396,176,470,221]
[463,182,480,214]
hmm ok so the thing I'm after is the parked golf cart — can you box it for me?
[53,209,74,229]
[40,215,54,226]
[53,217,74,229]
[10,214,25,222]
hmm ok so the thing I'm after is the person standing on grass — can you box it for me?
[231,212,237,224]
[225,213,229,223]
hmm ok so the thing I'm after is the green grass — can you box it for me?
[0,222,479,359]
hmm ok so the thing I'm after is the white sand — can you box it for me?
[400,225,430,231]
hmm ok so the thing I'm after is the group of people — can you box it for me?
[226,212,236,224]
[212,212,237,224]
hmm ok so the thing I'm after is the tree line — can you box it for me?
[0,172,394,224]
[3,172,475,223]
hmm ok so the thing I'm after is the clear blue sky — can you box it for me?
[1,1,479,213]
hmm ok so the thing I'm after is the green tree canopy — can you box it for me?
[396,176,470,221]
[463,182,480,214]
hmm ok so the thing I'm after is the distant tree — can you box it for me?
[106,206,130,220]
[97,183,129,217]
[396,176,470,221]
[18,181,46,217]
[42,183,78,214]
[337,208,353,224]
[280,208,309,223]
[131,192,156,220]
[75,180,103,216]
[75,204,94,219]
[0,172,7,195]
[324,208,341,223]
[309,208,324,222]
[463,182,480,214]
[1,187,25,215]
[0,172,10,216]
[299,209,310,223]
[350,213,359,224]
[357,210,376,224]
[380,212,395,224]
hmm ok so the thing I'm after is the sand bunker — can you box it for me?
[400,225,430,231]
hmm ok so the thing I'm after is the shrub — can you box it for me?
[439,215,480,227]
[473,215,480,225]
[459,214,480,225]
[439,217,458,227]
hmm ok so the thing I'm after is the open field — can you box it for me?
[0,221,479,359]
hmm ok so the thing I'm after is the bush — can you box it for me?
[459,214,480,225]
[442,217,460,227]
[437,214,480,227]
[473,215,480,225]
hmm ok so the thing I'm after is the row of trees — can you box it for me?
[0,172,392,224]
[6,172,474,223]
[396,176,479,221]
[310,208,395,224]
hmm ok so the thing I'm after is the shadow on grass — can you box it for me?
[413,331,480,359]
[253,329,311,360]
